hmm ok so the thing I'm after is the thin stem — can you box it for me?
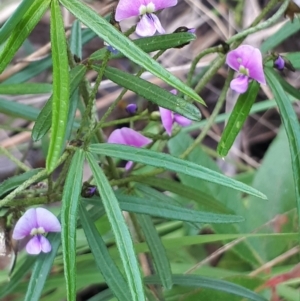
[0,152,69,208]
[227,0,289,44]
[0,146,30,172]
[180,69,234,159]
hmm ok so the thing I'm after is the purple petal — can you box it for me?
[274,56,285,70]
[12,208,38,240]
[126,103,138,115]
[35,208,61,233]
[26,236,42,255]
[230,75,249,94]
[170,89,177,95]
[174,114,192,127]
[115,0,143,21]
[136,14,157,36]
[226,45,255,72]
[150,0,178,10]
[108,128,152,148]
[125,161,134,170]
[40,236,52,253]
[159,107,173,136]
[151,14,165,34]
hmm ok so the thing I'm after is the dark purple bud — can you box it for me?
[81,184,97,198]
[274,56,285,70]
[126,104,138,115]
[104,42,119,55]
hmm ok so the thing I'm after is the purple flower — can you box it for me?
[126,103,138,115]
[115,0,178,37]
[226,45,266,94]
[12,208,61,255]
[274,56,285,71]
[107,127,152,169]
[159,90,192,136]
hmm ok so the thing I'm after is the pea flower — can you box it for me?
[226,45,266,94]
[159,90,192,136]
[115,0,178,37]
[108,127,152,169]
[12,208,61,255]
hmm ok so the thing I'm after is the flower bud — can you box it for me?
[126,104,138,115]
[274,56,285,71]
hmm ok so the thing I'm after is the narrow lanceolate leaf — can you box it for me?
[136,214,173,289]
[86,153,145,301]
[0,83,52,95]
[217,81,260,157]
[265,67,300,237]
[24,233,61,301]
[59,0,204,104]
[101,66,201,121]
[89,144,267,200]
[145,275,267,301]
[47,0,70,172]
[32,65,86,142]
[0,0,50,73]
[79,204,131,301]
[116,194,244,224]
[61,149,84,301]
[0,168,43,197]
[90,32,196,60]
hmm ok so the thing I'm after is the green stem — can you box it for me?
[227,0,289,45]
[181,69,234,159]
[0,146,30,172]
[0,152,69,208]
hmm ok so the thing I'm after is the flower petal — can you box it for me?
[12,208,38,240]
[230,75,249,94]
[136,14,157,36]
[26,236,42,255]
[125,161,134,170]
[174,114,192,127]
[159,107,173,136]
[108,128,152,148]
[40,236,52,253]
[151,14,165,34]
[115,0,143,21]
[150,0,178,11]
[35,208,61,233]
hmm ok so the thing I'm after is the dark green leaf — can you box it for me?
[145,275,267,301]
[100,66,201,121]
[61,149,84,301]
[0,0,50,73]
[86,152,145,301]
[24,233,61,301]
[59,0,204,103]
[116,194,244,223]
[90,32,196,60]
[70,20,82,59]
[79,204,131,301]
[137,214,173,289]
[217,81,260,157]
[0,83,52,95]
[89,143,267,199]
[46,0,70,172]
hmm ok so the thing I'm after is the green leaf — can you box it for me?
[61,149,84,301]
[89,143,267,199]
[86,152,145,301]
[265,67,300,239]
[70,20,82,59]
[79,204,131,301]
[46,0,70,172]
[0,98,39,121]
[59,0,204,104]
[24,233,61,301]
[136,213,173,289]
[0,0,51,73]
[116,194,244,223]
[145,275,267,301]
[0,168,44,197]
[100,66,201,121]
[217,81,260,157]
[0,83,52,95]
[90,32,196,60]
[32,65,86,142]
